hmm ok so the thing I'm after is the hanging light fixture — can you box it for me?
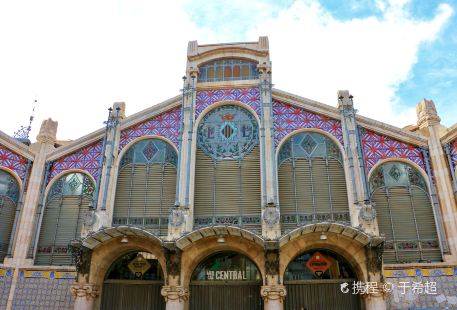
[216,235,225,243]
[320,232,328,241]
[120,235,129,243]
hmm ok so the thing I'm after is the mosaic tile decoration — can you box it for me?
[119,106,182,151]
[450,139,457,171]
[195,88,261,119]
[385,268,457,310]
[272,100,344,147]
[0,269,13,310]
[360,128,426,172]
[48,140,103,184]
[12,270,76,310]
[0,143,29,182]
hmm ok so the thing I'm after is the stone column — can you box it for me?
[161,285,189,310]
[71,283,99,310]
[259,63,281,240]
[261,285,286,310]
[416,99,457,261]
[364,240,386,310]
[176,68,198,236]
[92,102,125,231]
[363,291,387,310]
[337,91,378,234]
[9,118,57,263]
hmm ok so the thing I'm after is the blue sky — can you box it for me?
[0,0,456,140]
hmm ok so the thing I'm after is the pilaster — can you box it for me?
[161,286,189,310]
[337,91,378,235]
[259,63,281,240]
[416,99,457,261]
[92,103,124,232]
[9,118,57,264]
[174,69,197,237]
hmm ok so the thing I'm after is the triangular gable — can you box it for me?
[272,99,343,147]
[0,143,30,182]
[196,87,261,119]
[119,106,181,151]
[360,128,425,172]
[48,140,103,184]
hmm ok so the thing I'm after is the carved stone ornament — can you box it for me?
[260,285,287,302]
[359,204,377,222]
[169,207,184,227]
[262,205,280,226]
[82,210,97,226]
[71,283,99,299]
[161,285,189,302]
[68,240,92,277]
[265,249,280,276]
[366,241,384,274]
[163,247,182,278]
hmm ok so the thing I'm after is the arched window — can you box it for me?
[278,132,349,233]
[113,138,177,236]
[194,105,261,232]
[36,172,95,265]
[198,59,258,82]
[0,170,19,262]
[370,162,441,263]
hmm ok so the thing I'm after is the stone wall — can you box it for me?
[12,269,76,309]
[385,266,457,309]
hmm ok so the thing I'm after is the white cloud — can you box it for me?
[0,0,209,141]
[247,0,453,127]
[0,0,453,142]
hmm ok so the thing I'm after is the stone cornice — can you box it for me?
[0,130,35,160]
[440,123,457,144]
[188,46,268,62]
[272,88,428,147]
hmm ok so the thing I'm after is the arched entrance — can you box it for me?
[190,251,263,310]
[284,249,361,310]
[100,251,165,310]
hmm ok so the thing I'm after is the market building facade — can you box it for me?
[1,37,457,309]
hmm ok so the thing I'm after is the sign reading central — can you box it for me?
[191,252,261,282]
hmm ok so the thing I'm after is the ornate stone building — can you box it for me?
[1,37,457,310]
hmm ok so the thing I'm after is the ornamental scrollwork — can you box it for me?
[68,240,92,279]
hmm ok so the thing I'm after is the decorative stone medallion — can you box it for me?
[197,105,259,160]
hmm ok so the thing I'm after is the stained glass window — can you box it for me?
[277,132,349,233]
[0,170,20,262]
[369,161,441,263]
[199,59,258,82]
[35,172,95,265]
[113,138,177,235]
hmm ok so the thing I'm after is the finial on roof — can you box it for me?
[13,99,37,145]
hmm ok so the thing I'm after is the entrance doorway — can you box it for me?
[284,249,361,310]
[190,251,263,310]
[101,251,165,310]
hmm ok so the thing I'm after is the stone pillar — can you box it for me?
[71,283,99,310]
[261,285,286,310]
[161,285,189,310]
[259,62,281,240]
[93,102,125,231]
[337,91,378,234]
[363,292,387,310]
[364,240,386,310]
[416,99,457,261]
[9,118,57,263]
[176,67,198,235]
